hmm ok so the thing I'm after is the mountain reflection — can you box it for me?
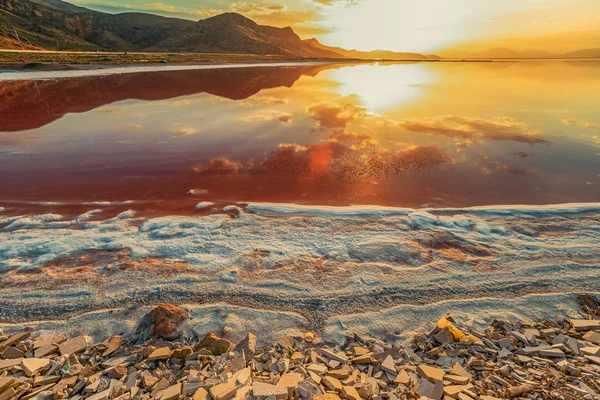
[0,64,338,132]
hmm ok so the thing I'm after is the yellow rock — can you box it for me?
[436,318,463,341]
[342,385,361,400]
[148,347,171,361]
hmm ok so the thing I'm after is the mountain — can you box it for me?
[0,0,437,59]
[304,38,439,60]
[464,47,555,59]
[561,48,600,58]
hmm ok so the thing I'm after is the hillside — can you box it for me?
[561,48,600,58]
[0,0,437,59]
[304,38,439,60]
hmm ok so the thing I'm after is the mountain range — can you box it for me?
[456,47,600,59]
[0,0,438,59]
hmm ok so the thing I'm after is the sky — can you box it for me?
[70,0,600,54]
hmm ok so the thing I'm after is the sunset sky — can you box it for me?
[71,0,600,54]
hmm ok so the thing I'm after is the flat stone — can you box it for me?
[380,355,396,375]
[581,346,600,356]
[278,373,302,389]
[58,336,87,355]
[87,389,111,400]
[1,347,24,359]
[21,358,50,376]
[307,363,328,375]
[34,345,57,358]
[570,320,600,331]
[193,388,208,400]
[539,348,565,358]
[103,337,121,357]
[583,331,600,345]
[445,375,470,385]
[450,363,472,379]
[160,383,181,400]
[0,332,31,350]
[394,370,411,386]
[33,375,61,386]
[418,379,443,400]
[0,357,22,371]
[444,385,471,399]
[417,365,445,383]
[342,385,361,400]
[252,382,287,400]
[210,382,238,400]
[0,377,17,393]
[321,349,349,363]
[148,347,172,361]
[323,376,343,392]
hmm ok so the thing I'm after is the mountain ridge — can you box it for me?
[0,0,439,59]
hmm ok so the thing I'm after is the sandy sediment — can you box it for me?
[1,202,599,343]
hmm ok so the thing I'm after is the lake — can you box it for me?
[1,61,599,217]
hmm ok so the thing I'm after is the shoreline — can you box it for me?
[1,303,599,399]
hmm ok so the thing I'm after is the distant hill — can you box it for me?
[0,0,438,59]
[561,48,600,58]
[304,38,439,60]
[465,47,554,59]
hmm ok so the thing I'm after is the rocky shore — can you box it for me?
[2,304,600,400]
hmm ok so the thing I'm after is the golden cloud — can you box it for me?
[307,102,367,129]
[562,119,600,131]
[398,116,548,144]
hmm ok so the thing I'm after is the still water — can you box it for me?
[1,61,599,216]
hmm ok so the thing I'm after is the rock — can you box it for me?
[87,389,111,400]
[58,336,87,355]
[1,347,24,359]
[418,379,443,400]
[417,365,445,384]
[197,333,233,355]
[142,304,190,341]
[321,349,348,363]
[171,346,193,359]
[21,358,50,377]
[148,347,172,361]
[380,355,396,374]
[540,348,566,358]
[342,386,361,400]
[278,373,302,390]
[304,332,315,342]
[570,320,600,331]
[278,336,294,349]
[322,376,343,392]
[252,382,288,400]
[450,363,472,379]
[102,337,121,357]
[583,331,600,345]
[394,370,411,386]
[0,332,31,350]
[233,333,257,360]
[193,388,208,400]
[160,383,181,400]
[580,346,600,356]
[445,375,470,385]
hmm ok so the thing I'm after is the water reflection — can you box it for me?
[0,61,599,215]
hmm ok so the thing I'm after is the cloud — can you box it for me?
[143,2,175,12]
[240,110,293,124]
[562,119,600,131]
[398,116,548,144]
[194,158,242,175]
[171,126,200,136]
[307,102,367,129]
